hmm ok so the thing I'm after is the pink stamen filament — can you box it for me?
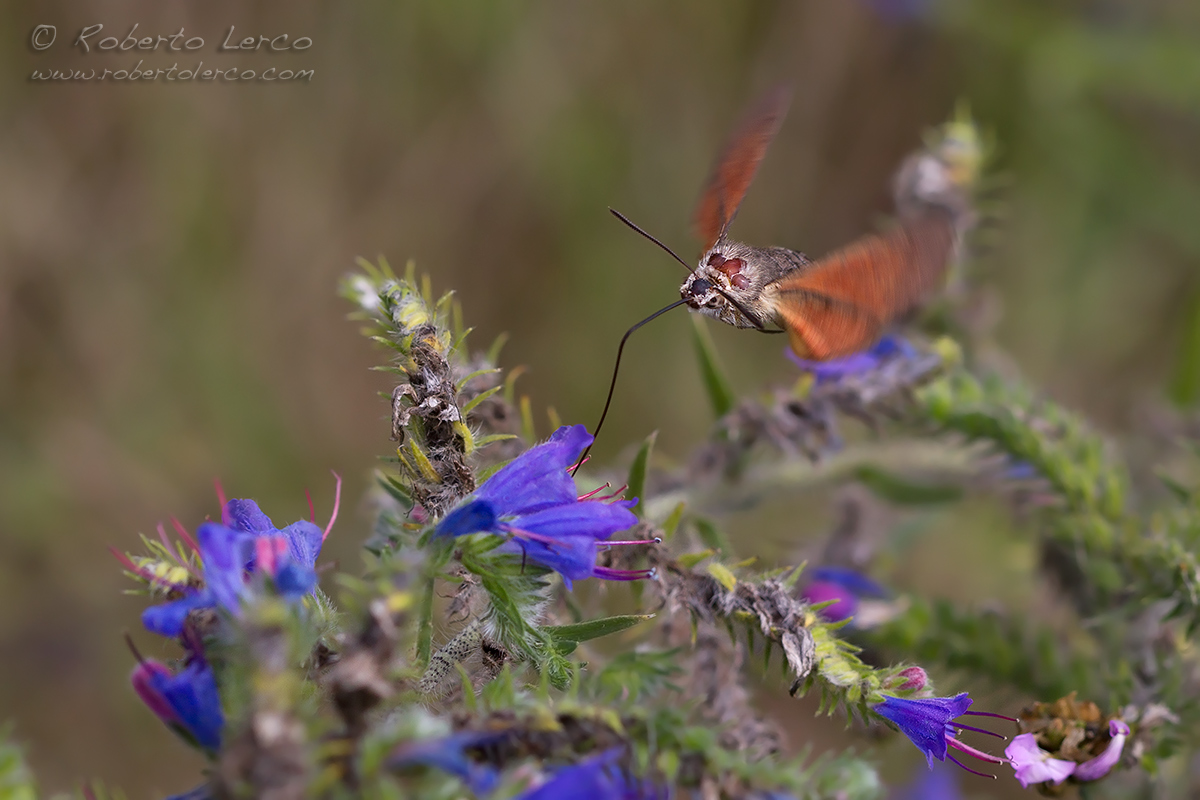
[323,470,342,542]
[169,517,200,555]
[214,479,229,525]
[947,735,1008,765]
[158,522,200,579]
[963,710,1019,722]
[305,488,316,522]
[156,522,174,554]
[951,722,1007,740]
[577,483,612,501]
[108,546,186,590]
[946,753,996,779]
[566,455,591,473]
[593,566,655,581]
[500,526,567,547]
[592,484,629,502]
[598,537,661,547]
[256,539,274,575]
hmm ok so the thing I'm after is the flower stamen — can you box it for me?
[946,754,996,779]
[577,483,612,501]
[323,470,343,542]
[169,517,200,555]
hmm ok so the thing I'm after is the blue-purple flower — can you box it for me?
[873,693,1011,775]
[517,749,666,800]
[388,730,502,795]
[788,335,916,383]
[436,425,653,588]
[800,566,888,622]
[141,496,335,637]
[892,760,961,800]
[131,657,224,752]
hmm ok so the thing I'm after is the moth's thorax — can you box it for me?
[679,240,811,330]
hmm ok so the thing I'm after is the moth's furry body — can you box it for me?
[680,242,811,330]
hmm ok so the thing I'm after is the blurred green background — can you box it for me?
[3,0,1200,796]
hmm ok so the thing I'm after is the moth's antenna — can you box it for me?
[610,208,694,273]
[572,298,689,476]
[609,207,776,333]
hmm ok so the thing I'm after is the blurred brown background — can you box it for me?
[2,1,1199,796]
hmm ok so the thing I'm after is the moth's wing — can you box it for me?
[772,212,955,359]
[693,86,791,253]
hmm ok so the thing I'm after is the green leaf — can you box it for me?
[462,384,503,415]
[544,614,654,644]
[678,548,715,569]
[627,431,657,518]
[706,562,737,591]
[690,315,735,417]
[376,472,412,507]
[487,331,509,366]
[693,517,731,553]
[457,367,501,392]
[662,501,686,540]
[519,395,535,442]
[475,433,518,448]
[853,465,963,505]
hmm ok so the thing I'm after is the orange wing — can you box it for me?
[693,86,791,252]
[773,212,955,360]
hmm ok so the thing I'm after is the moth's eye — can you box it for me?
[690,278,713,296]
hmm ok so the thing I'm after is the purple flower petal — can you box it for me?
[279,519,324,569]
[788,335,916,382]
[809,566,888,597]
[894,760,962,800]
[145,660,224,752]
[224,498,275,534]
[436,499,499,537]
[195,523,253,613]
[274,562,318,597]
[389,731,501,795]
[517,749,665,800]
[1005,733,1075,787]
[514,501,639,542]
[474,425,591,516]
[800,580,858,621]
[1073,720,1130,781]
[498,534,597,588]
[141,588,216,637]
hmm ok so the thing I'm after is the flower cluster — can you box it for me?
[141,496,335,636]
[119,489,337,756]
